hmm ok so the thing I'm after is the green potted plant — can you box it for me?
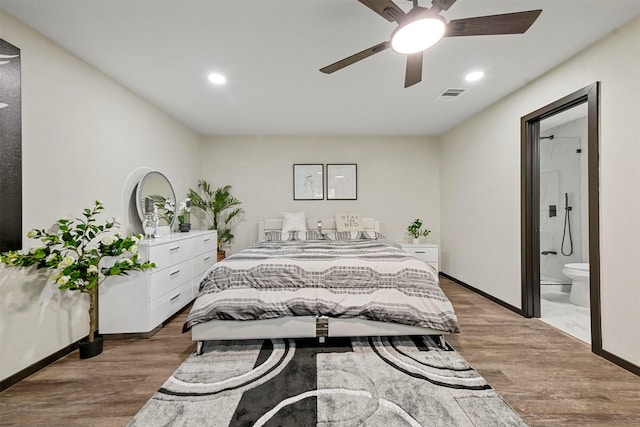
[0,201,155,358]
[407,218,431,244]
[188,180,244,260]
[177,198,191,232]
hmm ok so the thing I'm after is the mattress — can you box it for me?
[185,239,460,334]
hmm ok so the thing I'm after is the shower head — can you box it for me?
[540,135,555,140]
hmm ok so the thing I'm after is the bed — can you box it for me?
[185,217,460,354]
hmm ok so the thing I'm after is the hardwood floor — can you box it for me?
[441,278,640,426]
[1,276,638,426]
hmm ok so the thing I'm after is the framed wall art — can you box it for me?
[293,164,324,200]
[327,164,357,200]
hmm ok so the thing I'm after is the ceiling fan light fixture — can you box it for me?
[391,13,446,54]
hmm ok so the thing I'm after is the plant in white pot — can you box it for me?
[0,201,155,359]
[177,198,192,232]
[407,218,431,244]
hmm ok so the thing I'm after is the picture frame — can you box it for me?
[293,164,324,200]
[327,164,357,200]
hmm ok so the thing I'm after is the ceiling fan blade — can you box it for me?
[320,42,390,74]
[446,10,542,37]
[358,0,406,23]
[404,52,423,88]
[431,0,457,12]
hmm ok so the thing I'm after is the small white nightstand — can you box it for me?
[394,243,438,272]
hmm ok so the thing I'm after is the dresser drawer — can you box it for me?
[193,251,216,280]
[406,247,438,263]
[148,239,193,271]
[193,232,217,255]
[101,231,218,336]
[394,243,438,264]
[149,259,193,302]
[150,281,193,329]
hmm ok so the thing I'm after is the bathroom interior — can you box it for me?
[539,103,591,344]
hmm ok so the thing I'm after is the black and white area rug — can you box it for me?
[129,336,526,426]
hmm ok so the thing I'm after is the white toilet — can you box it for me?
[562,263,590,307]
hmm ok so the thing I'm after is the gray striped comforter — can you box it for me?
[185,240,460,333]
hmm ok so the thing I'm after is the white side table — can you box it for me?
[394,242,438,272]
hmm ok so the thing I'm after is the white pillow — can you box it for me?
[335,213,365,232]
[281,211,307,234]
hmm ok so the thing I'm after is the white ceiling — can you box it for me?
[1,0,638,136]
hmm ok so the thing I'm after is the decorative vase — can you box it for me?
[79,335,104,359]
[217,250,225,262]
[143,212,157,239]
[412,238,420,244]
[179,222,191,232]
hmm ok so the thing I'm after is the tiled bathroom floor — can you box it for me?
[540,285,591,344]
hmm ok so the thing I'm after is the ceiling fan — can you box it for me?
[320,0,542,88]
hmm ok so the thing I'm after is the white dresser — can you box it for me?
[394,242,439,272]
[99,230,217,336]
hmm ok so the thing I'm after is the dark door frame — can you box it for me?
[520,82,602,351]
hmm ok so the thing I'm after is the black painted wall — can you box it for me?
[0,39,22,252]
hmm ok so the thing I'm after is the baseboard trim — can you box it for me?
[1,324,164,391]
[0,338,82,392]
[102,324,163,340]
[439,272,525,316]
[595,348,640,376]
[1,303,194,392]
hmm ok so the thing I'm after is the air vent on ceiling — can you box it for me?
[435,88,467,101]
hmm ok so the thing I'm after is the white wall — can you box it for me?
[440,18,640,365]
[0,11,202,381]
[199,135,441,253]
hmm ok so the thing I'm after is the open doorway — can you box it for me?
[538,104,590,343]
[521,83,602,352]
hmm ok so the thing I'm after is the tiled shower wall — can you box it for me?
[540,116,589,282]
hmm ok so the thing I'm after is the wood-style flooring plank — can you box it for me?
[440,279,640,426]
[0,308,195,427]
[0,277,638,426]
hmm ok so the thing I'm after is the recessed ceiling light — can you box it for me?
[208,73,226,85]
[465,70,484,82]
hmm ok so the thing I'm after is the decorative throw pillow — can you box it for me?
[335,213,365,232]
[281,211,307,234]
[363,230,385,240]
[263,231,282,241]
[304,230,324,240]
[323,230,385,241]
[263,229,325,242]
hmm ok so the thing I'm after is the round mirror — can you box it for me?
[135,171,177,227]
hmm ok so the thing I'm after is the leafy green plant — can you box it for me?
[407,218,431,239]
[188,180,244,250]
[0,201,155,344]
